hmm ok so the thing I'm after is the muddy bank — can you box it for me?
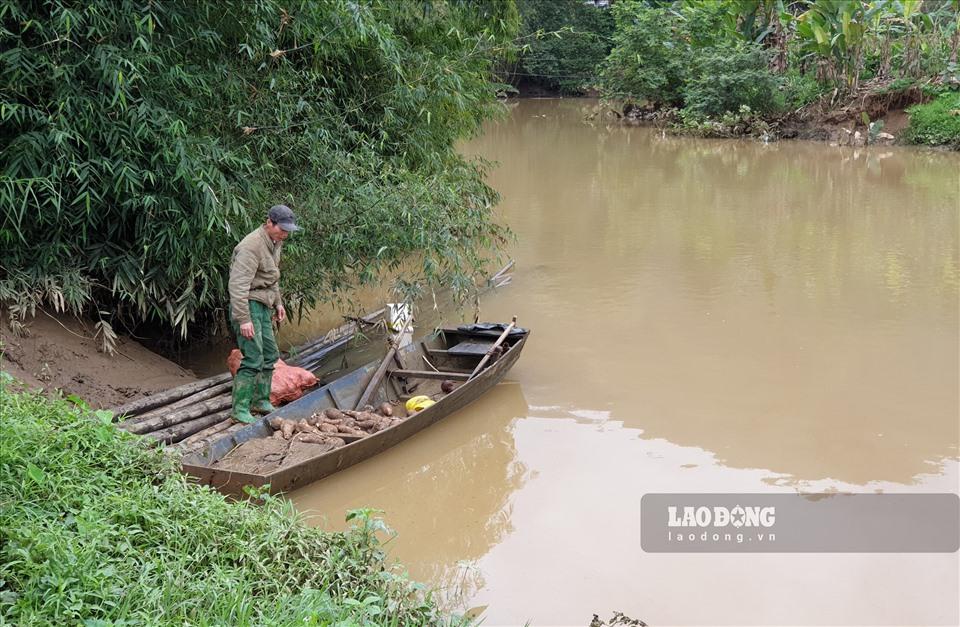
[619,103,915,146]
[0,312,196,408]
[614,79,948,147]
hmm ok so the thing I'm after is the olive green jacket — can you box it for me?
[229,225,283,325]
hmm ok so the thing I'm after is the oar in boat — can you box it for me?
[354,338,398,410]
[468,316,517,381]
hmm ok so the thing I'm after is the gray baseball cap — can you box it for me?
[268,204,301,232]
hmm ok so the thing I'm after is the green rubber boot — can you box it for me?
[232,371,257,424]
[251,371,277,415]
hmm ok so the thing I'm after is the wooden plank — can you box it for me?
[389,369,470,381]
[448,341,496,357]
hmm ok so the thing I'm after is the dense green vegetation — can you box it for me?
[594,0,959,140]
[508,0,614,95]
[0,0,518,337]
[904,91,960,146]
[0,382,450,625]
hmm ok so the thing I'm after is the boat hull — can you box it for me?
[181,327,527,496]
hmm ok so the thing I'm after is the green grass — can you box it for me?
[0,381,453,626]
[904,91,960,148]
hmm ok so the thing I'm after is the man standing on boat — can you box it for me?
[228,204,300,423]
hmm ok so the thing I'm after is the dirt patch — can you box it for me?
[212,436,337,474]
[616,77,940,147]
[880,109,911,135]
[1,311,196,408]
[782,78,933,145]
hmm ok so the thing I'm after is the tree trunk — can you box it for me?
[768,17,788,74]
[879,34,891,79]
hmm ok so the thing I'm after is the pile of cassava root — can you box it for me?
[268,402,401,448]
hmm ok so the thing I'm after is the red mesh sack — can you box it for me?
[226,350,318,405]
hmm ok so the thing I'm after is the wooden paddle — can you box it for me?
[354,340,397,410]
[468,316,517,381]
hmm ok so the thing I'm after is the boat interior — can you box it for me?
[182,324,528,472]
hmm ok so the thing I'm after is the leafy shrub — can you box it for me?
[903,91,960,147]
[678,105,772,138]
[682,45,784,120]
[599,2,689,106]
[0,387,446,625]
[781,69,828,109]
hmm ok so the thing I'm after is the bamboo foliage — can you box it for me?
[0,1,518,336]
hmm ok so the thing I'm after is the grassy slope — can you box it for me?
[0,381,449,626]
[904,91,960,148]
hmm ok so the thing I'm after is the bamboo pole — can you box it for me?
[149,410,233,445]
[489,259,515,284]
[390,369,470,381]
[287,308,386,358]
[112,372,231,417]
[178,423,246,456]
[126,396,233,434]
[176,417,234,449]
[287,334,354,371]
[119,382,232,429]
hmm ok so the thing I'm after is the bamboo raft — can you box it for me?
[110,261,516,456]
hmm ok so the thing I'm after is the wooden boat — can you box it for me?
[181,321,529,496]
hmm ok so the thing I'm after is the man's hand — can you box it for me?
[239,322,255,339]
[275,304,286,323]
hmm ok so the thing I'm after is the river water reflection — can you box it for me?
[292,99,959,625]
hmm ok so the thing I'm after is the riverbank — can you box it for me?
[617,80,959,148]
[0,313,196,409]
[0,387,448,624]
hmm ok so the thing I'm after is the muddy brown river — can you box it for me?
[291,99,959,626]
